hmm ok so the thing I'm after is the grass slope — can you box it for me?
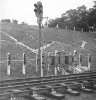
[0,22,96,79]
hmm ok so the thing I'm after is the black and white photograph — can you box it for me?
[0,0,96,100]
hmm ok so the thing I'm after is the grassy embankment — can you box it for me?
[0,22,96,79]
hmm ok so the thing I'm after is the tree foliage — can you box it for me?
[48,1,96,32]
[12,20,18,24]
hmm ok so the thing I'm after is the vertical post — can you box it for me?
[66,26,67,29]
[7,53,11,75]
[88,53,91,69]
[79,53,81,66]
[47,64,50,76]
[23,53,26,75]
[55,50,57,55]
[74,27,75,31]
[22,64,25,75]
[55,50,57,76]
[89,29,90,32]
[46,17,49,27]
[55,67,57,76]
[47,53,50,76]
[61,68,65,75]
[38,20,42,76]
[34,1,43,76]
[73,50,77,67]
[41,49,43,77]
[82,28,83,32]
[36,52,38,72]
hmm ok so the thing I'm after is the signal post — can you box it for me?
[34,1,43,77]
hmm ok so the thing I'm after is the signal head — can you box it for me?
[34,1,43,21]
[34,9,38,13]
[37,1,42,6]
[34,4,38,7]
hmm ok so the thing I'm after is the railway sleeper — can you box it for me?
[81,86,94,93]
[23,95,46,100]
[83,83,96,90]
[58,88,80,96]
[9,89,31,96]
[0,89,31,100]
[38,85,65,100]
[0,93,10,100]
[26,86,65,100]
[43,84,79,99]
[39,92,65,100]
[85,85,96,90]
[63,82,81,89]
[9,89,46,100]
[45,84,68,92]
[66,88,80,96]
[75,81,95,92]
[26,86,51,94]
[56,83,81,96]
[72,85,94,93]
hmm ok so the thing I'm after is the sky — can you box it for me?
[0,0,94,25]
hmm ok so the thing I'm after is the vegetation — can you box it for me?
[1,19,11,23]
[0,1,96,79]
[48,1,96,32]
[1,22,96,79]
[12,20,18,24]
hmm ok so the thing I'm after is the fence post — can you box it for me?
[7,53,11,75]
[47,53,50,76]
[66,26,67,29]
[74,27,75,31]
[55,67,57,76]
[79,53,82,66]
[73,50,77,67]
[82,28,83,32]
[23,53,26,75]
[54,50,58,76]
[89,29,90,32]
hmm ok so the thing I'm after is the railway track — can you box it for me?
[1,71,96,84]
[0,71,96,100]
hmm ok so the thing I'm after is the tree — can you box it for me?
[48,1,96,32]
[12,20,18,24]
[21,22,25,25]
[86,1,96,31]
[93,1,96,8]
[48,19,57,28]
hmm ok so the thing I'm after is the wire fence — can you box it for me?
[0,53,37,76]
[0,30,96,77]
[0,49,92,77]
